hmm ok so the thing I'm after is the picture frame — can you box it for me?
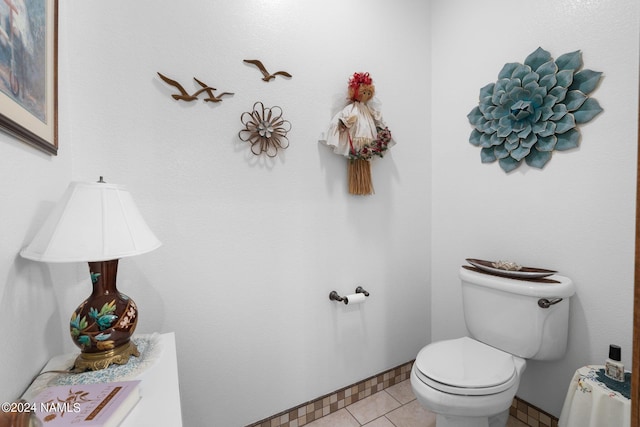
[0,0,58,155]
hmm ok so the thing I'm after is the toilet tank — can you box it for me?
[459,266,575,360]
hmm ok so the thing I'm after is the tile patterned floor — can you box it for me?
[304,379,529,427]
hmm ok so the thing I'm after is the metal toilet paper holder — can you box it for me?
[329,286,370,304]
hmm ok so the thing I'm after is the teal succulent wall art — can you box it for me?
[467,47,603,172]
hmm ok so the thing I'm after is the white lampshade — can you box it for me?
[21,179,161,263]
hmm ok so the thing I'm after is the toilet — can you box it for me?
[411,266,575,427]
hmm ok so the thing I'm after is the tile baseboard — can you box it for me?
[246,361,413,427]
[246,360,560,427]
[510,395,559,427]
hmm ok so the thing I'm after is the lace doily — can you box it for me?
[24,333,162,400]
[51,333,162,386]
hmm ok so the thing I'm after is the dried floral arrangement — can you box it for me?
[320,72,395,195]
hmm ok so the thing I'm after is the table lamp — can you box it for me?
[20,177,161,371]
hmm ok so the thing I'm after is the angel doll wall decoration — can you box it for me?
[321,72,395,195]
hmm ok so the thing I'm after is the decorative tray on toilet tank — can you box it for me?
[465,258,557,280]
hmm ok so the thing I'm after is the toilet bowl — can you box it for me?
[410,266,575,427]
[410,337,526,427]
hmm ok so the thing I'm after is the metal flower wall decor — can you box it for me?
[467,47,603,172]
[239,102,291,157]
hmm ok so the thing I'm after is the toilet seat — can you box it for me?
[414,337,518,396]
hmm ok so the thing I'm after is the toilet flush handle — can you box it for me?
[538,298,562,309]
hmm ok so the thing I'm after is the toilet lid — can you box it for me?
[414,337,517,395]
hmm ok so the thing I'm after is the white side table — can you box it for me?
[22,332,182,427]
[559,365,630,427]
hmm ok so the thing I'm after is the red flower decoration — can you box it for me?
[348,72,372,92]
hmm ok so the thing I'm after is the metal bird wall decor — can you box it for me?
[157,60,294,156]
[157,72,234,103]
[243,59,292,82]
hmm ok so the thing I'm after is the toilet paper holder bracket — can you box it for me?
[329,286,370,304]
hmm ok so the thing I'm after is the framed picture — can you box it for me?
[0,0,57,155]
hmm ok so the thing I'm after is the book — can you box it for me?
[31,380,141,427]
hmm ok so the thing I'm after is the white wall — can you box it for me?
[431,0,639,417]
[0,137,71,395]
[60,1,431,426]
[1,1,638,426]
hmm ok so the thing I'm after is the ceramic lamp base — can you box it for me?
[74,340,140,372]
[70,259,140,371]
